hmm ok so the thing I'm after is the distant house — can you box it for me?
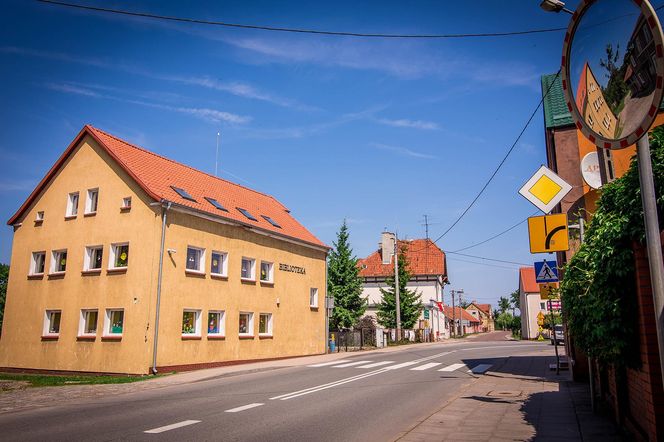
[519,267,547,339]
[442,306,480,336]
[358,232,448,340]
[465,302,494,332]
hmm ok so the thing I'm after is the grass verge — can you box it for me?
[0,372,162,388]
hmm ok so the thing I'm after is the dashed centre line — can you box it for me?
[144,420,201,434]
[225,403,264,413]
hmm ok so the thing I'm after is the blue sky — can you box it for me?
[1,0,637,308]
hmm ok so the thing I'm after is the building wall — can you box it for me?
[0,136,161,374]
[520,292,546,339]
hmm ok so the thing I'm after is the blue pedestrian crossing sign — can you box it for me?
[534,260,559,283]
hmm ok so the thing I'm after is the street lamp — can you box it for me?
[539,0,573,14]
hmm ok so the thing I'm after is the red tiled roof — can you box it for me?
[357,239,446,278]
[519,267,539,293]
[442,306,479,323]
[8,125,328,249]
[470,303,492,316]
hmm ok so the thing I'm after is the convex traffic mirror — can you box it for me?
[561,0,664,149]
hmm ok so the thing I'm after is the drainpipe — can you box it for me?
[324,252,329,353]
[151,201,171,375]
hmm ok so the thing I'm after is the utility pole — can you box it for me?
[451,289,456,338]
[458,290,463,336]
[215,131,220,177]
[394,234,401,341]
[548,297,560,375]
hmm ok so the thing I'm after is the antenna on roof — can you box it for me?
[215,131,221,177]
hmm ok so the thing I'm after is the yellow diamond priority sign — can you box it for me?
[519,166,572,213]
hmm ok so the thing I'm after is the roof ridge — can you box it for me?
[87,125,286,210]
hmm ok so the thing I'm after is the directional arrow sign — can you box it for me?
[527,214,569,254]
[519,166,572,214]
[534,260,559,283]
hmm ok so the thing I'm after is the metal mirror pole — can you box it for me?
[636,135,664,387]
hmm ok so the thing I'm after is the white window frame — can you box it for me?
[310,288,319,308]
[66,192,79,217]
[104,309,125,336]
[78,309,99,337]
[182,309,202,336]
[50,249,67,274]
[241,257,256,281]
[207,310,225,337]
[109,242,129,270]
[239,312,254,337]
[30,251,46,276]
[43,310,62,337]
[121,196,132,210]
[83,245,103,271]
[186,246,205,274]
[258,313,273,336]
[210,251,228,277]
[85,188,99,215]
[540,302,547,310]
[35,211,44,222]
[259,261,274,283]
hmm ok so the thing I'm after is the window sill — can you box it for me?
[120,206,131,212]
[34,220,43,226]
[310,306,319,311]
[101,335,123,341]
[83,211,97,217]
[185,269,206,277]
[207,335,225,340]
[240,278,256,284]
[48,272,66,279]
[77,335,96,341]
[239,335,255,340]
[27,273,44,280]
[260,280,274,286]
[81,269,102,276]
[107,267,128,274]
[181,335,202,340]
[64,215,77,220]
[259,335,273,339]
[210,273,228,280]
[41,335,59,341]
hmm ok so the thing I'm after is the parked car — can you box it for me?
[551,324,564,345]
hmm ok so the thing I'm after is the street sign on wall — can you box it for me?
[527,214,570,253]
[519,166,572,214]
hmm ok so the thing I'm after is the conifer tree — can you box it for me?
[328,220,366,330]
[377,245,423,329]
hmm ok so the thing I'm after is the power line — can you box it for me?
[37,0,568,39]
[445,251,530,266]
[451,210,540,253]
[445,256,522,270]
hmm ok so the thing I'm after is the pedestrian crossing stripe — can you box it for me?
[307,360,492,374]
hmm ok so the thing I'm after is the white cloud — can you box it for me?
[370,142,436,159]
[376,118,440,130]
[44,82,101,97]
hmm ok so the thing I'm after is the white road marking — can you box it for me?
[384,361,420,370]
[333,361,372,368]
[469,364,492,374]
[410,362,442,371]
[357,361,395,368]
[224,403,264,413]
[439,363,466,372]
[144,420,201,434]
[308,360,351,367]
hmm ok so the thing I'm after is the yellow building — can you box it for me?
[0,126,328,374]
[575,62,618,139]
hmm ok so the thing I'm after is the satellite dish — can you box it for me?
[580,152,602,189]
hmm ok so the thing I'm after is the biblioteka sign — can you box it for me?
[279,263,306,275]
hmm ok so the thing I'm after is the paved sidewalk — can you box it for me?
[396,351,622,442]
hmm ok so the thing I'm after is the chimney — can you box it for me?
[381,232,395,265]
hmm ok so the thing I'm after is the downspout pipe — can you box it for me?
[151,201,171,375]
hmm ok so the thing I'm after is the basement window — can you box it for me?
[237,207,257,221]
[261,215,281,228]
[171,186,197,202]
[205,197,228,212]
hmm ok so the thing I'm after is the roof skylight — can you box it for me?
[171,186,196,202]
[237,207,257,221]
[262,215,282,228]
[205,197,228,212]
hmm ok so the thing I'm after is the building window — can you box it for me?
[241,258,255,280]
[237,207,258,221]
[186,246,205,273]
[122,197,132,210]
[84,246,103,271]
[310,288,319,308]
[44,310,61,336]
[259,313,273,336]
[109,243,129,269]
[30,251,46,275]
[51,250,67,274]
[79,309,98,336]
[261,215,281,228]
[105,309,124,335]
[35,211,44,222]
[260,261,273,283]
[85,188,99,214]
[210,251,228,276]
[171,186,197,202]
[66,192,79,217]
[239,312,254,336]
[182,310,201,336]
[205,197,228,212]
[540,302,546,310]
[208,311,225,336]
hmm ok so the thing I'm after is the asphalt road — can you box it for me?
[0,338,549,441]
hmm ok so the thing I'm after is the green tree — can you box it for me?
[377,245,423,329]
[328,221,365,330]
[509,289,520,315]
[496,312,513,330]
[0,263,8,334]
[498,296,510,313]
